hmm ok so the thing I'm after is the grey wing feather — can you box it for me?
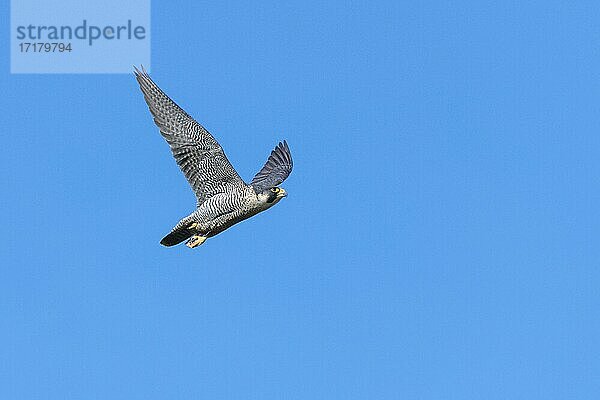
[251,140,293,193]
[134,66,245,205]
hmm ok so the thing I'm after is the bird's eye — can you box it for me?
[271,187,278,193]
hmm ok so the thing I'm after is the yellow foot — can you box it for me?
[188,222,198,230]
[186,235,207,248]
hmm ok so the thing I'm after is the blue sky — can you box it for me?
[1,1,599,398]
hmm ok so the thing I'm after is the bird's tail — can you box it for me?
[160,213,200,247]
[160,227,194,246]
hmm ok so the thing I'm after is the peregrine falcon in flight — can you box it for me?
[134,67,293,248]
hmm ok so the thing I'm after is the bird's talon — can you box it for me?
[186,235,207,248]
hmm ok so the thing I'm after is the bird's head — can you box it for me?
[257,186,287,207]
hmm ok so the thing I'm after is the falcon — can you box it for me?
[134,67,293,248]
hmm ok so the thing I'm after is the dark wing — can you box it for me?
[134,66,245,205]
[250,141,293,193]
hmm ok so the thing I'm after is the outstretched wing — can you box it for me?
[134,66,245,205]
[250,141,293,193]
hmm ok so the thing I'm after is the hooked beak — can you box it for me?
[277,188,288,198]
